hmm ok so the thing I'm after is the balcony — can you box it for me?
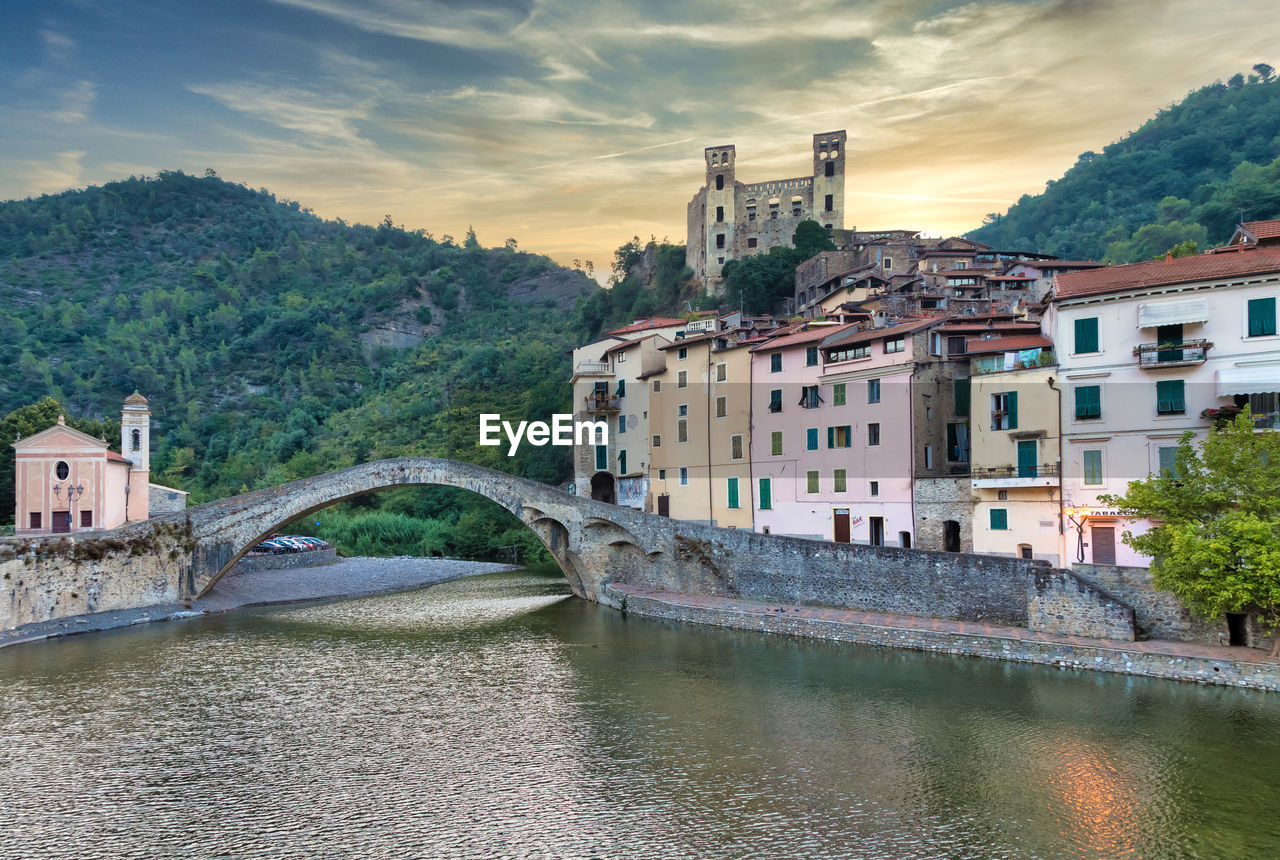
[1134,339,1211,369]
[574,361,612,376]
[583,393,620,414]
[971,462,1060,488]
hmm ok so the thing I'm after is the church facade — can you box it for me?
[687,130,847,292]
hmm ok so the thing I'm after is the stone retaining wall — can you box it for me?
[1027,568,1135,640]
[229,547,337,575]
[610,586,1280,692]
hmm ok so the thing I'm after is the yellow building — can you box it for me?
[967,338,1064,566]
[647,331,754,528]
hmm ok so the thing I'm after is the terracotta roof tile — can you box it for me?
[607,317,686,335]
[821,318,939,349]
[1055,247,1280,300]
[962,335,1053,355]
[1241,220,1280,240]
[749,324,852,352]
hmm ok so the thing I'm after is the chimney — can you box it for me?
[1165,251,1173,264]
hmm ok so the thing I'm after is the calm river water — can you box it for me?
[3,569,1280,859]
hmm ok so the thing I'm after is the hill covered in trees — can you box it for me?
[968,65,1280,261]
[0,171,613,557]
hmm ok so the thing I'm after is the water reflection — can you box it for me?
[2,570,1279,859]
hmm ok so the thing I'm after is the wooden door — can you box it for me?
[833,509,850,543]
[52,511,71,534]
[657,494,670,517]
[1091,526,1116,565]
[1017,440,1038,477]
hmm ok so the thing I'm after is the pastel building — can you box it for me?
[1048,223,1280,566]
[648,330,754,528]
[12,393,177,535]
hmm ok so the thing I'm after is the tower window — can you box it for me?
[825,161,834,177]
[715,174,724,190]
[715,234,725,249]
[131,429,141,451]
[824,194,834,211]
[747,238,757,248]
[715,206,724,222]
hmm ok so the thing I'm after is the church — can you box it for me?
[12,392,187,536]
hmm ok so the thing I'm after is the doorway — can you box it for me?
[657,494,670,517]
[833,509,850,543]
[869,516,884,547]
[1017,440,1038,478]
[1226,613,1249,647]
[590,472,616,504]
[899,531,911,549]
[943,520,961,552]
[1091,526,1116,565]
[51,511,71,534]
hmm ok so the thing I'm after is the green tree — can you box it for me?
[1099,413,1280,655]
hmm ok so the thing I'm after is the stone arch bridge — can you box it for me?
[2,458,1136,641]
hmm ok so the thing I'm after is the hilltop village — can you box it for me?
[571,132,1280,572]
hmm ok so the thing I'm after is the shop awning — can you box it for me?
[1137,297,1210,328]
[1216,365,1280,397]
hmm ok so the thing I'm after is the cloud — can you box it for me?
[20,150,87,195]
[47,80,97,123]
[40,29,76,62]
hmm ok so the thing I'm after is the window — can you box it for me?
[80,510,92,527]
[677,404,688,417]
[833,469,847,492]
[946,422,969,461]
[799,385,821,409]
[1159,446,1179,478]
[828,345,870,362]
[616,379,625,397]
[807,428,819,450]
[924,444,933,469]
[715,233,725,249]
[652,379,661,392]
[677,370,688,388]
[677,347,688,360]
[883,337,905,354]
[824,193,833,211]
[727,477,740,509]
[617,415,626,435]
[829,425,852,448]
[677,419,689,443]
[715,174,724,190]
[1075,385,1101,420]
[1083,449,1103,485]
[806,345,819,366]
[825,161,834,177]
[29,512,41,529]
[867,378,881,403]
[55,461,70,480]
[990,508,1009,530]
[954,378,970,417]
[130,429,141,452]
[868,423,880,446]
[769,389,783,413]
[869,481,879,497]
[595,446,607,471]
[771,430,783,456]
[715,205,724,223]
[770,353,782,373]
[947,336,967,355]
[992,391,1018,430]
[759,478,772,509]
[715,396,727,418]
[997,489,1009,501]
[618,450,627,474]
[722,433,741,461]
[1248,297,1277,337]
[658,468,666,480]
[1156,379,1185,415]
[833,383,846,406]
[716,363,727,382]
[747,237,758,248]
[883,258,893,271]
[616,351,626,363]
[1074,317,1099,354]
[652,434,661,447]
[806,471,820,493]
[679,467,689,486]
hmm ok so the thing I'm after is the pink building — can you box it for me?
[750,320,931,546]
[13,394,153,535]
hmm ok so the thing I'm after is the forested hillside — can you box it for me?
[0,171,607,557]
[968,66,1280,261]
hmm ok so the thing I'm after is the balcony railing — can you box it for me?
[575,361,612,376]
[584,393,620,413]
[1135,339,1211,368]
[1255,412,1280,430]
[972,463,1061,480]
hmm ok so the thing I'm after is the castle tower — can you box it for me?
[121,391,150,521]
[812,130,846,231]
[704,144,736,284]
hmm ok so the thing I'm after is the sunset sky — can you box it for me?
[2,0,1276,276]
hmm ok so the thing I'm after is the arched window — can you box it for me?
[131,429,141,451]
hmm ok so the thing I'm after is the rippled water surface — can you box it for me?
[4,569,1280,859]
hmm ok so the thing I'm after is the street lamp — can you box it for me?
[52,481,85,532]
[1064,506,1087,563]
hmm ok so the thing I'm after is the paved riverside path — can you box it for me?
[608,584,1280,690]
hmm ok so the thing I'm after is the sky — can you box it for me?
[1,0,1277,277]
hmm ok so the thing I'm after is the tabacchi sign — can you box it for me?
[479,414,607,456]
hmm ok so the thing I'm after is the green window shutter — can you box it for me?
[990,508,1008,530]
[616,379,625,396]
[1083,449,1102,485]
[1159,446,1178,478]
[807,428,818,450]
[1074,317,1098,354]
[1156,380,1185,414]
[759,478,772,510]
[1075,385,1101,419]
[771,431,783,456]
[595,445,607,471]
[727,477,739,509]
[806,346,819,366]
[827,426,835,449]
[806,471,819,493]
[954,378,970,417]
[1248,297,1277,337]
[1006,391,1018,429]
[833,383,846,406]
[843,425,852,447]
[618,450,627,474]
[833,469,846,492]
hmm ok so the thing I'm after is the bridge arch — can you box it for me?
[183,459,595,599]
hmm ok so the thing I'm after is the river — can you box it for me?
[2,569,1279,859]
